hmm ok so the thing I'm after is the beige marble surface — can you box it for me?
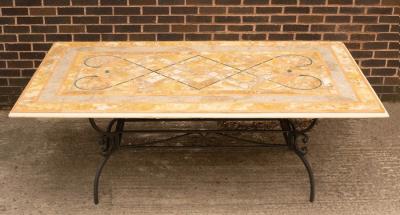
[9,41,387,118]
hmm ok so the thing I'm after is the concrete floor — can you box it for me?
[0,102,399,215]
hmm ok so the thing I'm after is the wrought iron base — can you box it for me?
[88,118,317,204]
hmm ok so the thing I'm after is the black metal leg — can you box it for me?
[280,119,316,202]
[293,147,315,202]
[93,151,112,204]
[90,119,124,205]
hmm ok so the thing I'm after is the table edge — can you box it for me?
[8,111,389,119]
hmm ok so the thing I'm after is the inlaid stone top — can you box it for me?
[9,41,388,118]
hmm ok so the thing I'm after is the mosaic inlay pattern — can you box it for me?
[10,41,387,118]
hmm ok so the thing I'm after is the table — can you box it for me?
[9,41,388,204]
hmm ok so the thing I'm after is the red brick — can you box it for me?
[256,7,283,14]
[45,17,71,24]
[143,7,169,15]
[323,33,348,40]
[86,7,113,15]
[377,33,398,41]
[284,7,310,14]
[214,33,240,40]
[101,34,128,41]
[185,34,212,41]
[364,25,390,32]
[171,25,198,32]
[71,0,98,5]
[171,7,198,14]
[129,0,156,4]
[375,51,398,58]
[355,0,380,5]
[158,16,185,23]
[199,25,225,32]
[7,61,34,69]
[4,26,30,33]
[100,0,127,5]
[58,7,84,15]
[59,25,85,33]
[337,25,362,32]
[74,34,101,41]
[43,0,70,6]
[114,7,141,15]
[243,0,268,4]
[271,15,296,23]
[15,0,41,6]
[242,34,266,40]
[0,18,15,24]
[367,7,393,14]
[157,33,184,41]
[19,52,46,60]
[18,34,45,42]
[371,68,397,76]
[30,8,57,16]
[31,25,58,33]
[283,24,309,31]
[300,0,325,4]
[351,34,375,41]
[298,15,324,23]
[46,34,72,41]
[5,43,31,51]
[143,25,170,32]
[186,16,212,23]
[2,8,28,16]
[325,16,351,23]
[199,7,226,14]
[272,0,297,4]
[363,42,388,50]
[186,0,213,4]
[17,17,43,24]
[328,0,352,4]
[339,7,364,14]
[159,0,185,5]
[255,25,281,31]
[228,25,254,31]
[215,16,241,23]
[228,7,254,14]
[73,16,99,24]
[101,16,128,24]
[0,52,18,60]
[312,7,338,14]
[0,35,17,42]
[353,16,378,23]
[361,59,386,67]
[350,51,373,58]
[243,16,269,23]
[130,16,156,23]
[269,33,295,40]
[129,34,156,41]
[215,0,242,4]
[296,33,322,40]
[87,25,113,33]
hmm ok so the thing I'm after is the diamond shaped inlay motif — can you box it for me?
[156,55,240,90]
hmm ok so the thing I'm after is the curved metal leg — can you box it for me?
[94,152,112,204]
[292,148,315,202]
[90,119,124,205]
[280,119,316,202]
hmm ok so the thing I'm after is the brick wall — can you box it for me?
[0,0,399,108]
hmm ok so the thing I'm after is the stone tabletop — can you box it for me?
[9,41,388,118]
